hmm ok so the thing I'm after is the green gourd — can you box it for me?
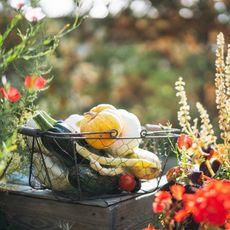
[68,164,121,196]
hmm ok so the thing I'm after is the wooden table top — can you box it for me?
[0,176,166,207]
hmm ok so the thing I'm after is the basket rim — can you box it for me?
[19,126,180,140]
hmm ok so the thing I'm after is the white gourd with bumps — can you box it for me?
[109,109,142,157]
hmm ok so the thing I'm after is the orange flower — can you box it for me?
[153,190,172,213]
[24,75,46,89]
[170,184,185,200]
[174,209,189,222]
[154,180,230,227]
[24,76,33,88]
[183,194,196,212]
[182,179,230,226]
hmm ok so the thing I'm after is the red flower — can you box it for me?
[34,76,46,89]
[7,88,21,102]
[24,75,46,89]
[170,184,185,201]
[153,190,172,213]
[0,87,21,102]
[182,179,230,226]
[177,134,193,150]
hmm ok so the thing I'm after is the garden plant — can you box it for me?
[0,0,80,178]
[145,33,230,230]
[0,1,229,230]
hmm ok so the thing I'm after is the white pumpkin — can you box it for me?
[64,114,83,132]
[109,109,142,156]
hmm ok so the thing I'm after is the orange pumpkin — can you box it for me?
[80,104,123,149]
[90,104,116,113]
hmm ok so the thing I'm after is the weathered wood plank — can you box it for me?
[0,177,167,229]
[0,176,166,207]
[0,192,113,230]
[0,189,157,230]
[111,193,155,230]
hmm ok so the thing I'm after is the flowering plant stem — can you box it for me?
[0,2,81,176]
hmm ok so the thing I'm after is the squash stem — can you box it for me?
[84,112,97,120]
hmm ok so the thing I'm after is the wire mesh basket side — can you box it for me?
[0,155,14,181]
[24,135,120,200]
[139,136,177,192]
[22,127,179,201]
[26,136,53,190]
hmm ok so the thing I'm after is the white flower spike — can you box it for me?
[8,0,30,10]
[39,0,75,18]
[23,6,46,22]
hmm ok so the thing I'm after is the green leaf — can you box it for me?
[0,34,3,46]
[0,14,22,48]
[43,37,55,46]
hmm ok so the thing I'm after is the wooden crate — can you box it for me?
[0,179,165,230]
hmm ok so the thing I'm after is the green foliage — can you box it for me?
[73,43,181,123]
[42,35,216,129]
[0,6,81,177]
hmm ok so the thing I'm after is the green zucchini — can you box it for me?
[42,123,76,167]
[68,164,121,196]
[32,111,84,167]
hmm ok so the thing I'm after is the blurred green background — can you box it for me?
[2,0,230,130]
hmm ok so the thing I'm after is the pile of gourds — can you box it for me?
[78,104,161,179]
[29,104,161,195]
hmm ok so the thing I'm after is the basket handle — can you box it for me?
[19,126,41,137]
[141,124,180,138]
[145,124,164,131]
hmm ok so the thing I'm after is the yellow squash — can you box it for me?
[75,143,161,179]
[127,148,161,179]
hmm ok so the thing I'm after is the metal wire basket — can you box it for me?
[19,125,179,201]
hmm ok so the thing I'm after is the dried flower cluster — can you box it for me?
[175,77,191,135]
[173,33,230,179]
[215,33,230,144]
[196,102,216,146]
[225,45,230,98]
